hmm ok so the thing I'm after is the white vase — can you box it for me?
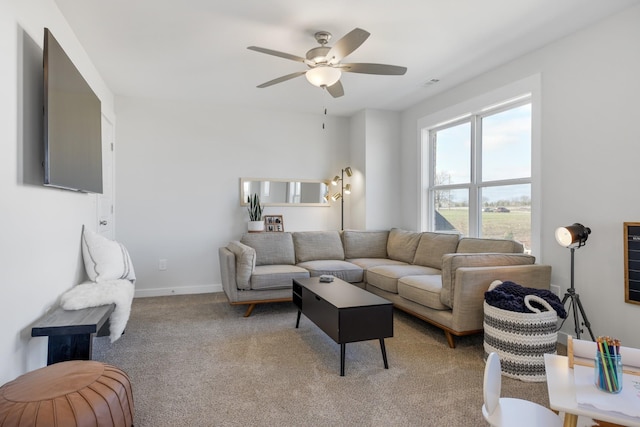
[248,220,264,232]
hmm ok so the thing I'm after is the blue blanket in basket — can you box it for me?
[484,281,567,318]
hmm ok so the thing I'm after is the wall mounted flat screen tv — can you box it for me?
[44,28,102,193]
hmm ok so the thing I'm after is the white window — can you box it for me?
[423,94,535,252]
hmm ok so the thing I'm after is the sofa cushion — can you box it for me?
[440,253,536,308]
[386,228,421,263]
[412,232,460,268]
[241,232,295,266]
[347,258,408,269]
[342,230,389,259]
[293,231,345,262]
[347,258,408,283]
[226,241,256,290]
[398,275,448,310]
[250,265,310,290]
[456,237,524,254]
[367,264,441,294]
[296,260,363,283]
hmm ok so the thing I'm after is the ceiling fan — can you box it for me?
[247,28,407,98]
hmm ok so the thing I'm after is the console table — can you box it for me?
[31,304,115,365]
[293,277,393,376]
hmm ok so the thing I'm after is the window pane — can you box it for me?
[435,189,468,235]
[434,122,471,185]
[481,184,531,251]
[482,104,531,182]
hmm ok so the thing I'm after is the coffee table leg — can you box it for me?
[295,310,301,328]
[380,339,389,369]
[340,343,346,376]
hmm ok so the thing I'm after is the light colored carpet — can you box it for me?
[94,292,572,426]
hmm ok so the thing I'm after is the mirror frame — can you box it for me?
[240,178,331,207]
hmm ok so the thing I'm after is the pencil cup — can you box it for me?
[594,351,622,393]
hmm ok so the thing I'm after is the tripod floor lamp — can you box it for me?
[330,167,352,231]
[555,223,595,341]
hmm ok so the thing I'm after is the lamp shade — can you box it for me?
[305,66,341,87]
[344,184,351,194]
[331,176,340,186]
[345,167,353,177]
[555,223,591,247]
[331,192,342,201]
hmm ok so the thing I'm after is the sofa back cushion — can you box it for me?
[387,228,421,263]
[240,232,295,266]
[226,241,256,289]
[412,232,460,268]
[342,230,389,259]
[456,237,524,253]
[293,231,345,262]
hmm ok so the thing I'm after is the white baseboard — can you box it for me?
[134,283,223,298]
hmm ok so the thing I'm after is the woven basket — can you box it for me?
[483,285,558,382]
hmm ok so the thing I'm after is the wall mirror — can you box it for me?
[240,178,330,207]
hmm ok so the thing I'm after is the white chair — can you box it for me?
[482,352,562,426]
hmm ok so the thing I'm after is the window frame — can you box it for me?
[418,75,541,256]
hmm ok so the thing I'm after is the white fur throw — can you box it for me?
[60,279,134,343]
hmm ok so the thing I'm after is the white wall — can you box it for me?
[363,110,401,230]
[0,1,115,384]
[349,109,402,230]
[401,4,640,346]
[115,97,349,296]
[349,111,366,229]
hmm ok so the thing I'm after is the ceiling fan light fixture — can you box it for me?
[305,66,341,88]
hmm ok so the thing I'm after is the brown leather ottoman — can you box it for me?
[0,361,134,426]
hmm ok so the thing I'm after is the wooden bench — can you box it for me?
[31,304,115,365]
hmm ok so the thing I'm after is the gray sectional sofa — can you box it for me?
[218,228,551,347]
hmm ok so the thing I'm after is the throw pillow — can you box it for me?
[81,226,136,283]
[227,241,256,289]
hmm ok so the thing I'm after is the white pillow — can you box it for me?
[82,226,136,283]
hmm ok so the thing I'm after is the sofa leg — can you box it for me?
[243,304,256,317]
[444,331,456,348]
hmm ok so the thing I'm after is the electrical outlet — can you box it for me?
[159,259,167,271]
[550,284,560,297]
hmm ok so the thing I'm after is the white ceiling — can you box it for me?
[55,0,639,117]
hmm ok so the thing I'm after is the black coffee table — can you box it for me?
[293,277,393,376]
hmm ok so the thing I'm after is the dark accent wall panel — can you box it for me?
[624,222,640,305]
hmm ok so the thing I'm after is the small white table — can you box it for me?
[544,354,640,427]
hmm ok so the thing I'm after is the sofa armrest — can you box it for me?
[218,247,239,302]
[440,253,536,308]
[449,264,552,333]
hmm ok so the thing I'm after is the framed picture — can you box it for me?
[264,215,284,232]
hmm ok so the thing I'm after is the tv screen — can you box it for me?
[43,28,102,193]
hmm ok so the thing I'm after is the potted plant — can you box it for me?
[247,193,264,232]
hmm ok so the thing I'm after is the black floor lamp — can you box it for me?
[330,167,352,231]
[555,223,596,341]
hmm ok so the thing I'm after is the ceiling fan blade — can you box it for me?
[247,46,307,63]
[257,71,307,88]
[326,80,344,98]
[340,63,407,75]
[326,28,370,63]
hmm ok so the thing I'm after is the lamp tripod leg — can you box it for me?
[574,293,596,341]
[561,291,595,341]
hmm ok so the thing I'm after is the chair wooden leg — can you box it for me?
[444,331,456,348]
[243,303,256,317]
